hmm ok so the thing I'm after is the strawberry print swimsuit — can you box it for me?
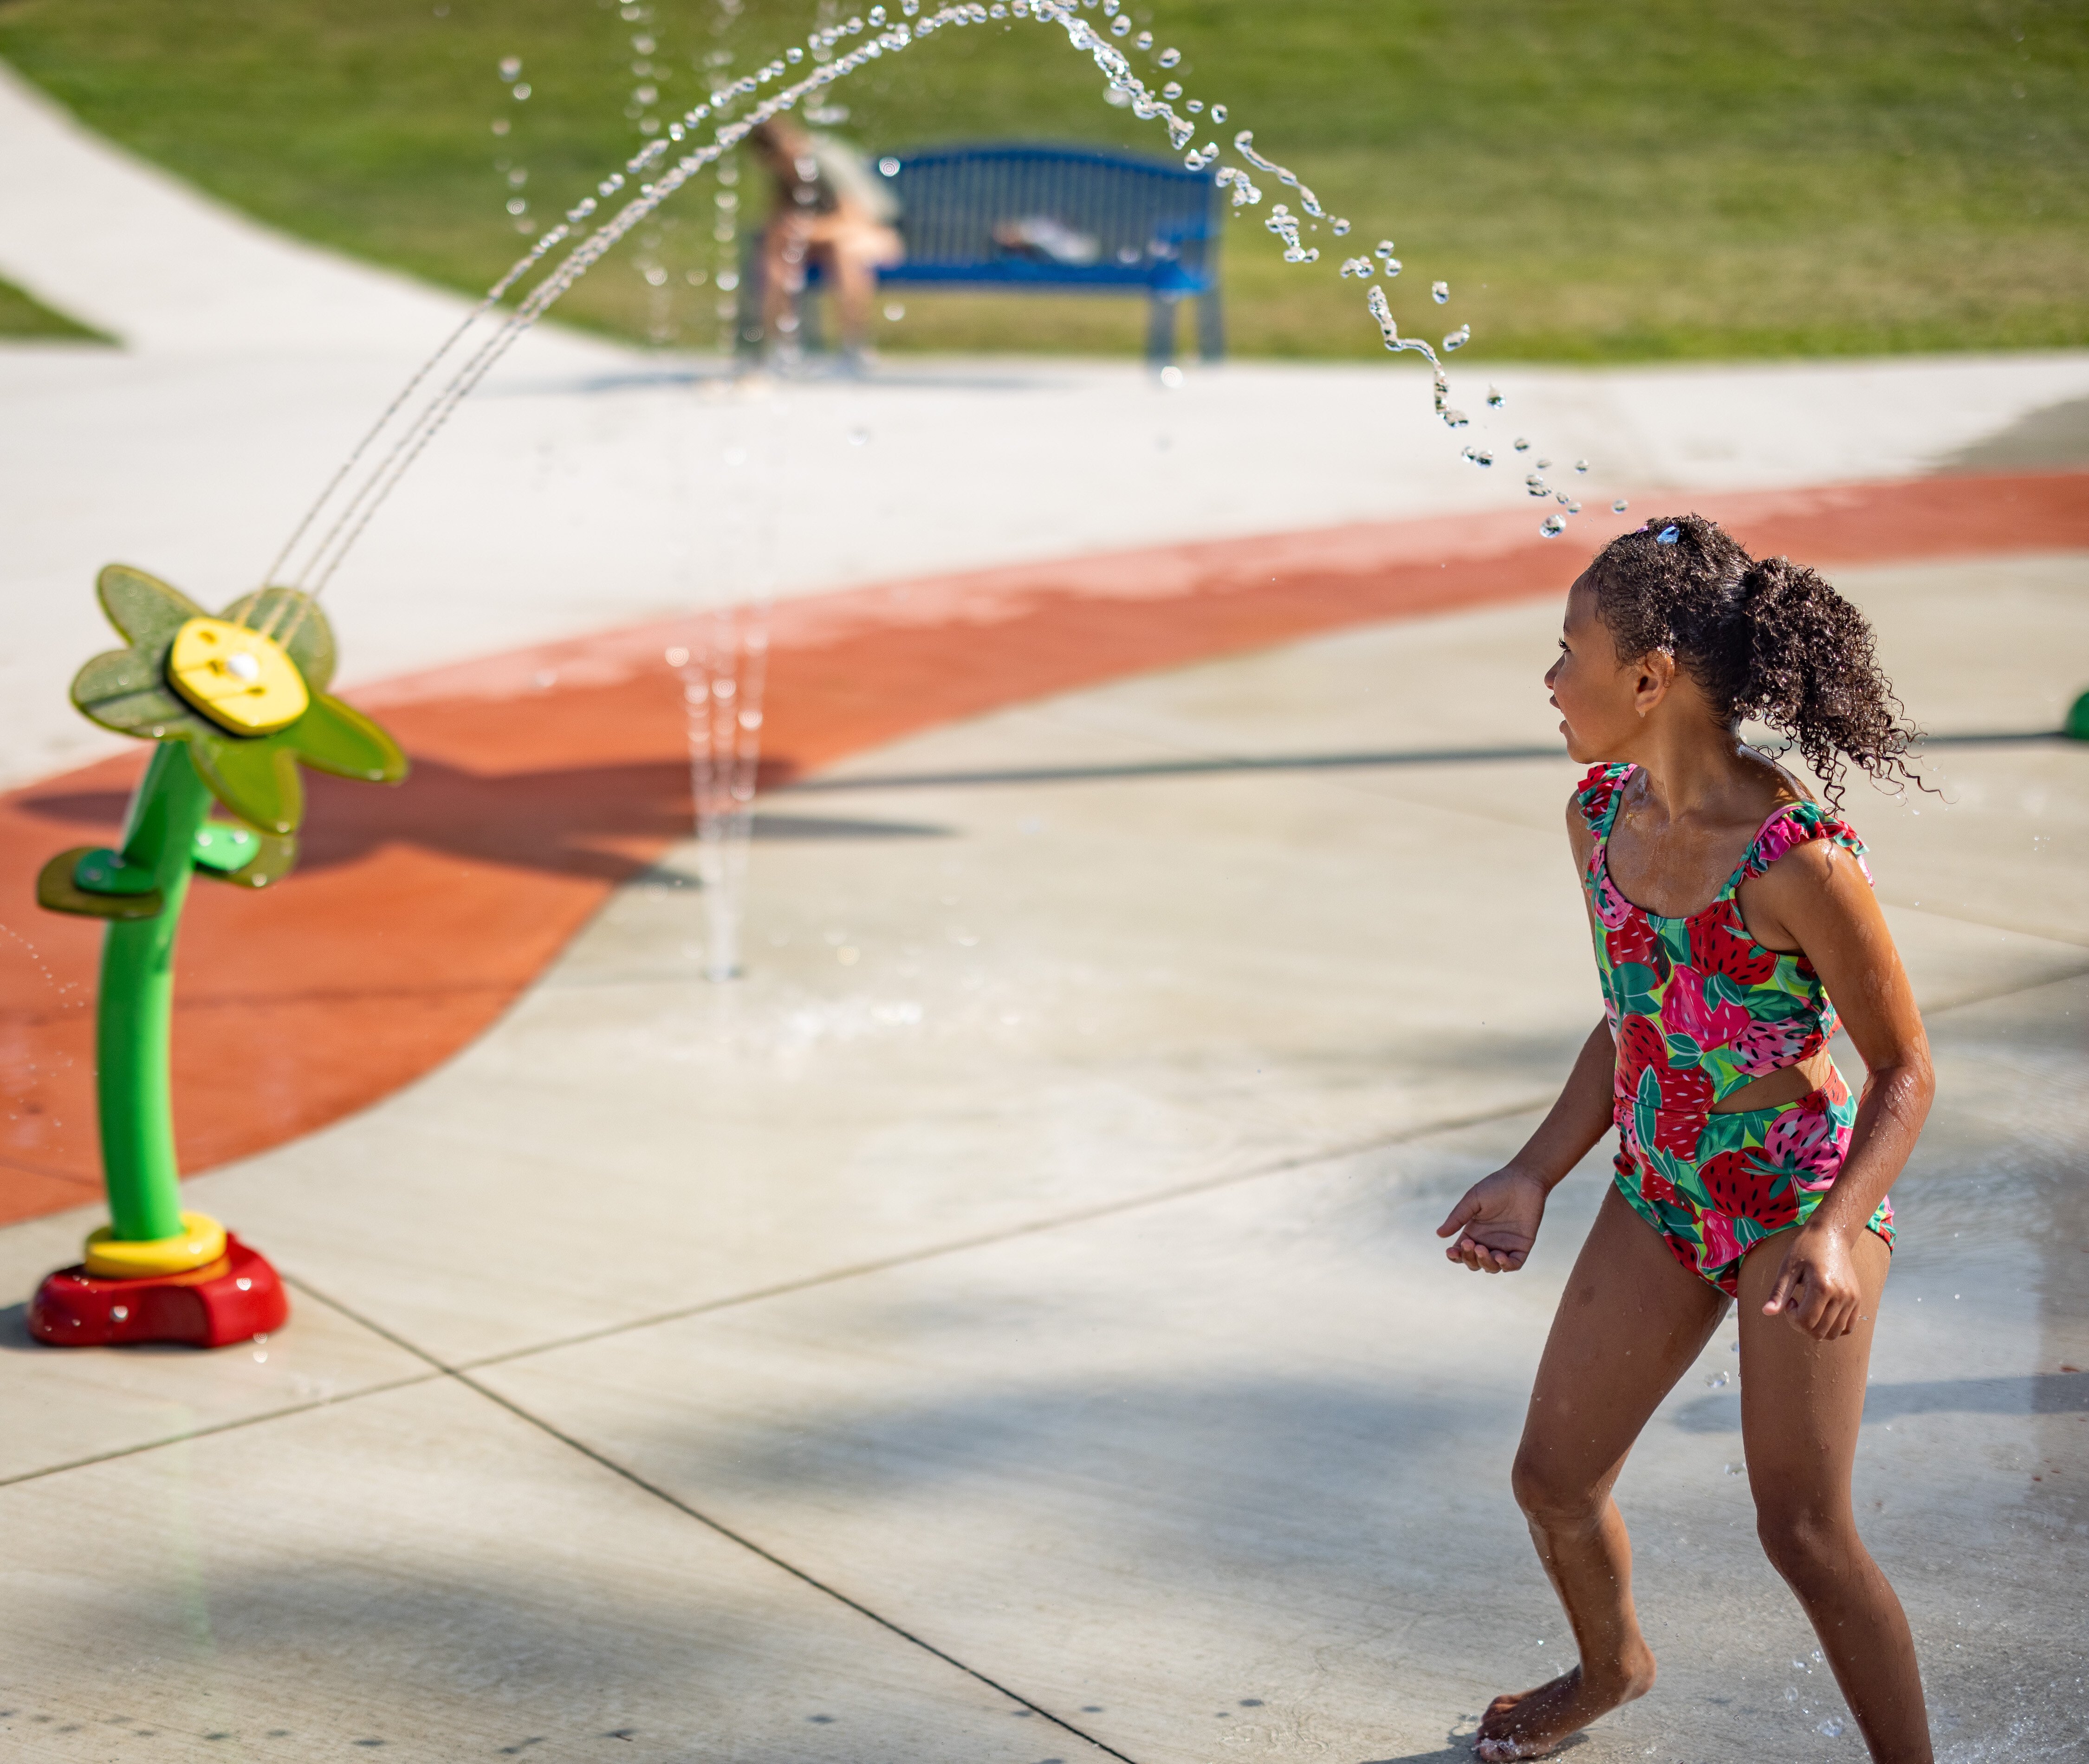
[1576,763,1894,1295]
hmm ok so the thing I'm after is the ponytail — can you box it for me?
[1587,514,1926,810]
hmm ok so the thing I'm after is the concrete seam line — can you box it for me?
[454,1368,1143,1764]
[0,1368,446,1489]
[1914,964,2089,1019]
[274,1272,1140,1764]
[456,1091,1562,1375]
[1871,897,2089,955]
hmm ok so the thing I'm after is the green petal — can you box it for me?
[71,647,214,740]
[288,694,408,784]
[194,824,299,890]
[97,564,205,661]
[37,847,162,922]
[216,588,337,693]
[188,731,304,834]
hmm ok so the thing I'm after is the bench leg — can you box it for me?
[1145,293,1180,366]
[1197,289,1226,363]
[736,232,764,361]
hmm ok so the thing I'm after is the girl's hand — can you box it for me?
[1762,1219,1865,1339]
[1437,1168,1549,1272]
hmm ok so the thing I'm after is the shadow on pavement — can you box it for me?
[15,759,951,884]
[1671,1369,2089,1433]
[790,732,2077,795]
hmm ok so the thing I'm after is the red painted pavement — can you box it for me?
[2,469,2083,1226]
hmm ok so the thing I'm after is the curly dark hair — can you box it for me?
[1584,513,1926,810]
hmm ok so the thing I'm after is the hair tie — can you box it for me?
[1655,525,1680,545]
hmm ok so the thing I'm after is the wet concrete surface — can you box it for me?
[3,554,2084,1760]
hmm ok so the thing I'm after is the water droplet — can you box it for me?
[1705,1370,1728,1388]
[1574,459,1589,473]
[1134,28,1152,49]
[1161,80,1182,99]
[664,646,689,667]
[513,82,532,101]
[1210,104,1227,123]
[1526,474,1549,497]
[882,301,906,321]
[1462,446,1493,467]
[1111,14,1129,34]
[1158,45,1181,67]
[1513,437,1530,451]
[1330,217,1350,234]
[1540,514,1566,537]
[1726,1462,1747,1475]
[110,1305,130,1322]
[1159,364,1184,389]
[1442,323,1470,351]
[499,54,522,79]
[1613,498,1630,513]
[1486,385,1504,408]
[1431,280,1449,303]
[1817,1719,1844,1738]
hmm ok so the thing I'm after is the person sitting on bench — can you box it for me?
[747,117,904,367]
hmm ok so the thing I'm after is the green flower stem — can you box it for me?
[98,741,212,1243]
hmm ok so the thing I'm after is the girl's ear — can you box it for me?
[1632,649,1676,717]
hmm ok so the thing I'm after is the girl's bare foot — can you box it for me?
[1472,1651,1655,1760]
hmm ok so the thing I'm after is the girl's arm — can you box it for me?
[1745,839,1935,1338]
[1438,1017,1616,1272]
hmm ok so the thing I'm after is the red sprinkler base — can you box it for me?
[28,1234,290,1348]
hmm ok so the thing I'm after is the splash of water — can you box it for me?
[670,609,769,982]
[258,0,1609,620]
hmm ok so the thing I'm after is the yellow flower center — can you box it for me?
[167,617,310,734]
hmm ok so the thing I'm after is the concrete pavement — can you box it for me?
[4,551,2084,1761]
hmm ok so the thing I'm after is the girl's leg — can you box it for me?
[1737,1232,1931,1763]
[1478,1182,1729,1758]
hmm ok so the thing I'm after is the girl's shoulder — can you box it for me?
[1738,797,1872,889]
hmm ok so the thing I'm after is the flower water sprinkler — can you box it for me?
[28,566,406,1348]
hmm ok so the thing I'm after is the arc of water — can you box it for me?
[253,223,577,628]
[262,0,1596,617]
[1231,130,1340,229]
[279,14,957,619]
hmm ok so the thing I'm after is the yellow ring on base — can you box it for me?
[83,1212,227,1279]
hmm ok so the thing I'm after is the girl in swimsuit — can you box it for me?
[1439,516,1935,1762]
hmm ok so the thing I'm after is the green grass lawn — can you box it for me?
[0,0,2081,359]
[0,269,112,341]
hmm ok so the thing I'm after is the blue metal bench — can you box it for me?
[768,142,1224,363]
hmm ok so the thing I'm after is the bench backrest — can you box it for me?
[882,143,1218,279]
